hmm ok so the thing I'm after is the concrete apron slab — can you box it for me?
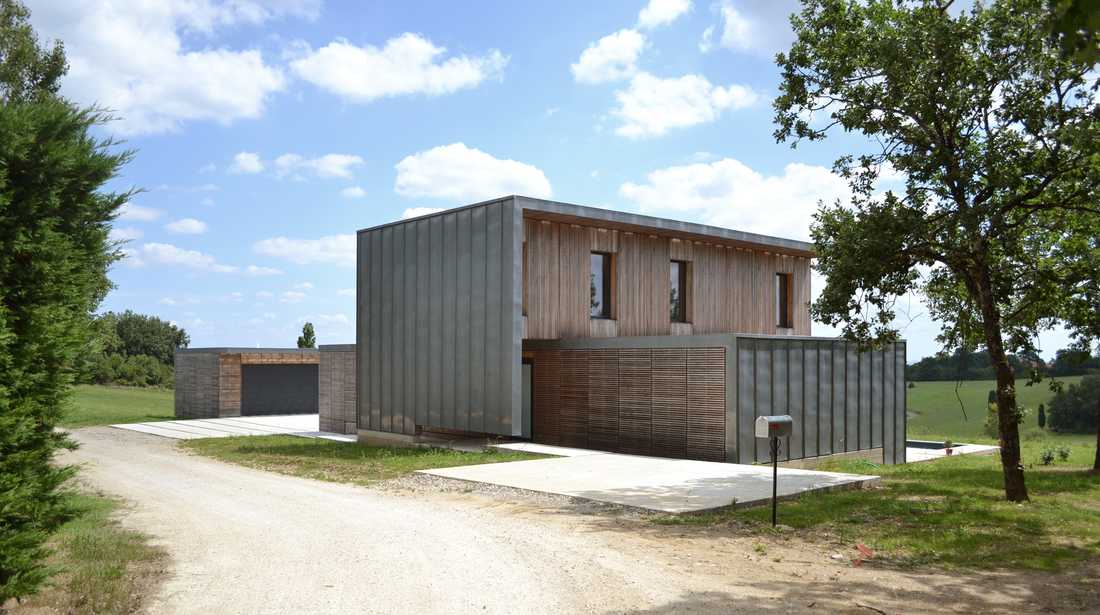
[419,453,879,514]
[110,414,354,442]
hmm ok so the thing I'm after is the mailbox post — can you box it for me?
[755,415,794,527]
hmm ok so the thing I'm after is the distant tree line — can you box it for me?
[907,348,1099,382]
[76,310,189,387]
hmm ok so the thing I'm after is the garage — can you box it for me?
[175,348,320,419]
[240,364,319,416]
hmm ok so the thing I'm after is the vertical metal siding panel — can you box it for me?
[380,226,393,433]
[803,342,819,458]
[403,224,418,434]
[428,216,444,429]
[368,232,382,431]
[357,232,368,431]
[415,220,430,426]
[896,343,907,464]
[871,348,883,449]
[754,339,772,463]
[469,206,487,432]
[859,349,871,450]
[737,338,755,464]
[440,212,458,429]
[391,224,405,433]
[773,341,789,460]
[882,346,895,460]
[485,203,503,433]
[503,200,523,437]
[788,341,804,460]
[816,342,831,456]
[455,209,472,431]
[832,342,846,453]
[845,343,859,451]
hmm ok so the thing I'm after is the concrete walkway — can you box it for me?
[111,414,355,442]
[421,446,878,514]
[906,442,1000,463]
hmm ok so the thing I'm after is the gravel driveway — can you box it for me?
[63,428,1099,615]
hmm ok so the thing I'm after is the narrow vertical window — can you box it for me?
[776,272,793,329]
[590,252,612,318]
[670,260,688,323]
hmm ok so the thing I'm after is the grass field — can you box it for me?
[9,493,164,614]
[906,377,1084,441]
[183,435,547,486]
[62,384,173,428]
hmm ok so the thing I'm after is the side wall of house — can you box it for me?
[522,218,812,340]
[174,351,221,419]
[357,197,523,437]
[319,344,357,434]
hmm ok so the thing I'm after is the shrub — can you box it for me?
[1056,447,1071,462]
[1047,374,1100,434]
[1039,448,1056,465]
[1037,403,1046,430]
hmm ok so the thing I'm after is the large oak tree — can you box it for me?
[774,0,1100,500]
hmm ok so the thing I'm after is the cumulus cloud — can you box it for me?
[289,33,508,102]
[341,186,367,199]
[400,207,446,220]
[253,234,356,267]
[229,152,264,174]
[700,0,799,55]
[275,153,364,180]
[280,290,306,303]
[165,218,208,235]
[109,226,143,242]
[139,243,238,273]
[395,143,551,201]
[245,265,283,276]
[613,72,759,138]
[637,0,692,29]
[117,203,162,222]
[25,1,298,134]
[571,29,646,84]
[619,158,850,240]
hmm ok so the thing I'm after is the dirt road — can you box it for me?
[65,428,1098,615]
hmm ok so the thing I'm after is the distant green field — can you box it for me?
[906,376,1083,441]
[63,385,173,428]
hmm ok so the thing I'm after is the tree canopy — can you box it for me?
[297,322,316,349]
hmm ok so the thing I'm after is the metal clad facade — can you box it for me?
[357,198,522,437]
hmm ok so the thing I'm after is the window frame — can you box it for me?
[775,272,793,329]
[589,251,614,320]
[670,259,689,323]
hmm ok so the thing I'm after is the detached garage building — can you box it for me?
[175,348,319,419]
[355,196,908,465]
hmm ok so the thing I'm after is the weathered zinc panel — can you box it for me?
[357,198,522,437]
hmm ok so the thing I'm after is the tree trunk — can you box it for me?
[975,272,1029,501]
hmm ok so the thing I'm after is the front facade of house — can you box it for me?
[355,196,906,465]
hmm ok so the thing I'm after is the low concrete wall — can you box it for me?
[778,447,884,469]
[319,344,357,434]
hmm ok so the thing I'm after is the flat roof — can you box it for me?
[356,195,815,257]
[175,347,320,354]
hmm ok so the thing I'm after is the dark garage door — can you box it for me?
[240,364,319,415]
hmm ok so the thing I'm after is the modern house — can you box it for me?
[175,348,319,419]
[354,196,906,465]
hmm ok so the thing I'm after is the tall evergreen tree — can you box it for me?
[0,0,131,601]
[297,322,316,349]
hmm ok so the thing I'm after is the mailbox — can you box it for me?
[755,415,793,439]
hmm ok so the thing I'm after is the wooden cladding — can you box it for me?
[530,347,726,461]
[523,217,811,340]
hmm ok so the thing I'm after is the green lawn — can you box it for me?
[906,377,1083,441]
[11,493,164,614]
[182,435,546,486]
[62,384,173,428]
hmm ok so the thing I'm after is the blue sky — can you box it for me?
[25,0,1072,360]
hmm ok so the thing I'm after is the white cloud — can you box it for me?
[25,1,296,135]
[245,265,283,276]
[256,291,275,299]
[715,1,755,51]
[109,226,143,242]
[613,72,759,138]
[637,0,692,29]
[289,33,508,103]
[139,243,238,273]
[341,185,367,199]
[230,152,264,174]
[117,203,162,222]
[395,143,552,201]
[401,207,446,220]
[294,282,314,290]
[165,218,208,235]
[571,29,646,84]
[336,288,355,297]
[118,248,145,268]
[619,158,850,240]
[280,290,306,303]
[275,153,364,180]
[700,0,798,55]
[253,234,356,267]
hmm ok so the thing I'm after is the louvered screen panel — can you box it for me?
[617,348,652,455]
[559,350,589,448]
[532,350,561,445]
[650,348,687,458]
[687,347,726,461]
[587,349,619,451]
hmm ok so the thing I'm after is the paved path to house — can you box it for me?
[111,414,355,442]
[423,446,878,513]
[63,427,1098,615]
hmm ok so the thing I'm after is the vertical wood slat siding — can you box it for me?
[587,349,619,451]
[616,349,653,455]
[319,346,356,434]
[686,347,725,461]
[357,198,521,437]
[533,350,561,444]
[218,353,242,417]
[559,350,589,447]
[557,225,589,339]
[651,349,687,458]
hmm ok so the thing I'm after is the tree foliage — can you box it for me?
[1047,375,1100,433]
[775,0,1100,501]
[0,0,130,601]
[297,322,316,349]
[97,310,189,365]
